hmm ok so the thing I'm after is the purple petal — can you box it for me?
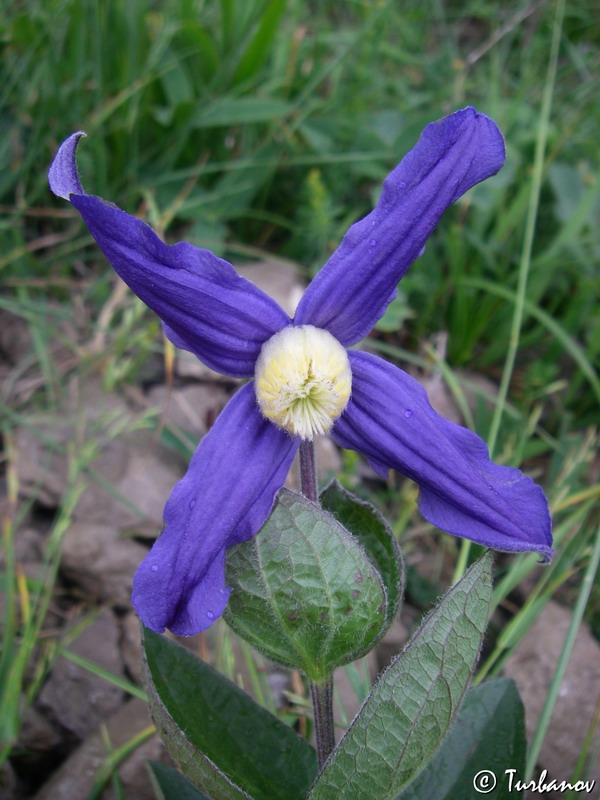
[333,351,552,557]
[49,133,290,377]
[132,382,299,635]
[48,131,86,199]
[295,107,505,346]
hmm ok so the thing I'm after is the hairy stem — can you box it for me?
[310,676,335,770]
[299,439,318,502]
[299,439,335,767]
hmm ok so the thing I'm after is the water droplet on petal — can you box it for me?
[404,409,413,418]
[370,239,377,246]
[206,610,215,620]
[151,564,158,572]
[399,180,406,189]
[189,499,196,510]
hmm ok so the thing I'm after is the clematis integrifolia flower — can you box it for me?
[255,324,352,439]
[49,107,552,636]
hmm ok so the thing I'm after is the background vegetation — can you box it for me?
[1,0,599,794]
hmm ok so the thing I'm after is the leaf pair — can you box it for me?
[143,535,512,799]
[224,483,403,680]
[147,678,525,800]
[308,551,494,798]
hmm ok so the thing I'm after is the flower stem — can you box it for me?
[299,439,318,502]
[299,440,335,767]
[310,676,335,770]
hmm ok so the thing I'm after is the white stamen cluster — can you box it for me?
[255,325,352,440]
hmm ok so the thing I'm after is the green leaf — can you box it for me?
[319,480,404,632]
[308,551,494,800]
[232,0,288,84]
[175,23,220,81]
[219,0,236,51]
[148,761,212,800]
[192,97,294,128]
[143,628,317,800]
[224,489,387,680]
[160,57,194,107]
[460,277,600,406]
[394,678,526,800]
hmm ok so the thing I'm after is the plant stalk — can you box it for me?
[310,676,335,770]
[299,439,318,502]
[299,439,335,767]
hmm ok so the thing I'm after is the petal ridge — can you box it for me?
[295,107,506,345]
[332,351,552,556]
[132,382,299,635]
[49,133,290,377]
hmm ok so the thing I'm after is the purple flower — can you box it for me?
[49,107,552,636]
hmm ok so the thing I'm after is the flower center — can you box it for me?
[255,325,352,440]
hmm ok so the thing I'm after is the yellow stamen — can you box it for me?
[255,325,352,440]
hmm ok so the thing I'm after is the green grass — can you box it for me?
[1,0,600,793]
[3,0,598,420]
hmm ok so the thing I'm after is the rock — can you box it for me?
[503,600,600,787]
[120,611,145,685]
[13,376,181,531]
[416,368,499,427]
[457,369,498,417]
[16,704,62,754]
[73,433,182,531]
[32,699,165,800]
[402,331,460,424]
[408,331,499,427]
[66,375,131,423]
[286,436,342,492]
[0,520,63,636]
[13,423,72,507]
[102,435,180,528]
[0,525,43,567]
[0,309,32,367]
[146,383,228,438]
[102,727,165,800]
[14,417,128,513]
[237,260,304,317]
[54,432,183,609]
[314,437,342,483]
[60,522,148,608]
[267,669,292,709]
[173,348,235,381]
[1,313,88,406]
[416,371,462,424]
[0,306,80,406]
[0,761,19,800]
[38,610,125,740]
[10,704,65,795]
